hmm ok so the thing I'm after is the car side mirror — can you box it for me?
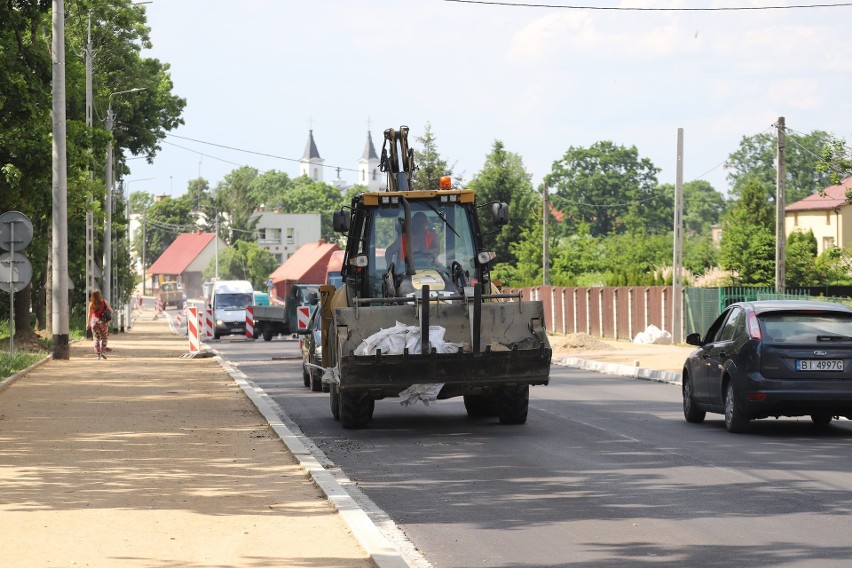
[333,209,351,233]
[686,332,702,347]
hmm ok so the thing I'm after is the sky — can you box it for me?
[125,0,852,200]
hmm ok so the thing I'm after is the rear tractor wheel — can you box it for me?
[498,384,529,425]
[339,389,375,429]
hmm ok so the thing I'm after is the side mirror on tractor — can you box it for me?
[333,209,351,233]
[491,202,509,226]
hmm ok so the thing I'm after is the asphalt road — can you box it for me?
[216,336,852,568]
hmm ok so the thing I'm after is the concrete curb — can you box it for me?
[554,356,682,386]
[0,354,52,393]
[213,354,414,568]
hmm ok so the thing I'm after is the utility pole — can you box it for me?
[142,208,147,295]
[542,182,549,286]
[51,0,70,359]
[104,104,113,311]
[214,214,220,280]
[85,14,95,308]
[672,129,684,344]
[775,116,786,293]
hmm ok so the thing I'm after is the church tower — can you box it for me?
[358,130,382,191]
[299,130,324,182]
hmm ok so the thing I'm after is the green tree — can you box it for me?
[599,232,672,278]
[785,229,819,286]
[412,122,454,190]
[683,234,719,276]
[545,141,663,237]
[550,228,605,285]
[468,140,539,267]
[492,209,543,287]
[719,176,776,285]
[214,166,260,245]
[203,241,277,290]
[725,130,839,203]
[681,180,727,235]
[816,135,852,191]
[143,197,195,263]
[815,246,852,285]
[1,1,185,332]
[248,170,291,209]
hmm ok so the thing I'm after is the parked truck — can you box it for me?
[253,283,321,341]
[315,125,551,428]
[158,281,185,309]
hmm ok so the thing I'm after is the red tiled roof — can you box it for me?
[326,250,345,272]
[269,241,341,283]
[786,177,852,212]
[147,232,216,275]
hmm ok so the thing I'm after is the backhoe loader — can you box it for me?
[317,125,551,428]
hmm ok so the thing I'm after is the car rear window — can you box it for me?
[759,311,852,343]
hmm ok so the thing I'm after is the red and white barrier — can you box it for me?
[187,307,200,352]
[297,306,311,331]
[245,306,254,339]
[155,297,163,312]
[205,308,214,341]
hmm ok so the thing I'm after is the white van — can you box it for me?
[209,280,254,339]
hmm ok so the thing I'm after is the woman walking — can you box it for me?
[88,290,112,359]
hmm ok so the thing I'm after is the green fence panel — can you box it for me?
[685,288,720,336]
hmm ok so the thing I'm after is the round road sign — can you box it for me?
[0,211,33,252]
[0,252,33,293]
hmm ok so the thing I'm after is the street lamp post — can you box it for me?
[124,177,154,298]
[104,87,144,315]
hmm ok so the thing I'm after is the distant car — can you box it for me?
[682,300,852,433]
[300,308,325,392]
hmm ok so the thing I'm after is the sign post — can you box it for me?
[0,211,34,354]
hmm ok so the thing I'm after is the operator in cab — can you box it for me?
[386,211,438,267]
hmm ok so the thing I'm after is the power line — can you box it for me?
[166,133,360,173]
[443,0,852,11]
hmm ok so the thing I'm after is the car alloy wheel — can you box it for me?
[724,382,749,433]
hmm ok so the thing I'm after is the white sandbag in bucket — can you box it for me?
[632,324,673,345]
[355,322,461,355]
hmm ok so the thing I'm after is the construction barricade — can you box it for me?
[186,307,200,352]
[245,306,254,340]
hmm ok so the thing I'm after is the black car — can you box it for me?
[300,308,324,392]
[682,300,852,433]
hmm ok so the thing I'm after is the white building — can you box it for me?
[252,210,321,265]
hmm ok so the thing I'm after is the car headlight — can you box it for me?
[216,319,224,326]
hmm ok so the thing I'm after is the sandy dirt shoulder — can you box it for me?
[0,314,372,568]
[549,333,695,373]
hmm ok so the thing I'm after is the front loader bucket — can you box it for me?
[334,300,551,393]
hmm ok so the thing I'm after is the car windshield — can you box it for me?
[760,311,852,343]
[216,293,252,310]
[366,201,476,297]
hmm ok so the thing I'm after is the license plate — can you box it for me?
[796,359,844,371]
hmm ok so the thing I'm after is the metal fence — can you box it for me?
[505,286,852,342]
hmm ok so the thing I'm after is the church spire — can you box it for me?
[299,129,324,181]
[358,130,382,191]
